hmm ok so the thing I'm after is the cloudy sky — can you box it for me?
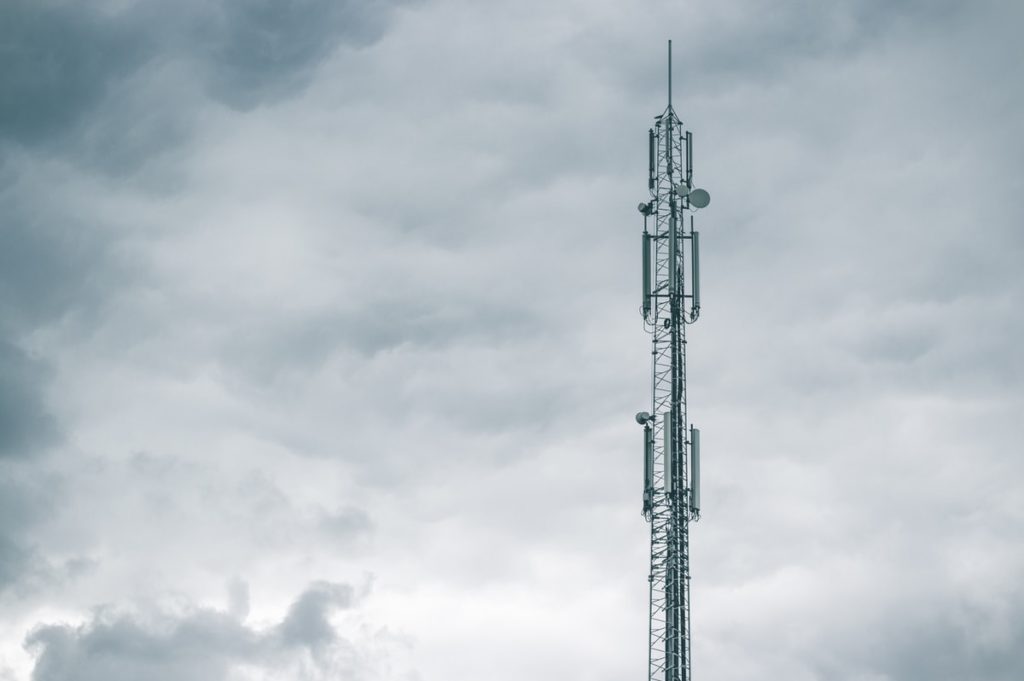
[2,0,1023,679]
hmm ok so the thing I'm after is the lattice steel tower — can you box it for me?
[635,40,710,681]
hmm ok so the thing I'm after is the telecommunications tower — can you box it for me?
[635,40,710,681]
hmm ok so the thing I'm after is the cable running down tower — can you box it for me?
[635,40,710,681]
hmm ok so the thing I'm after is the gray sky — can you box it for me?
[2,0,1023,679]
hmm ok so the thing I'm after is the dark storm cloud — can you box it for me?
[191,0,394,110]
[0,201,119,332]
[25,581,358,681]
[278,581,353,649]
[0,1,145,146]
[0,220,64,580]
[0,0,400,164]
[0,479,37,589]
[0,342,57,460]
[0,188,121,464]
[0,472,59,593]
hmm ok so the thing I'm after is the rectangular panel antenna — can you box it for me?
[663,412,673,493]
[649,129,656,191]
[690,426,701,513]
[691,230,700,311]
[643,233,652,316]
[644,426,654,513]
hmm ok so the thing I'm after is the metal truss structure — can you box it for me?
[636,40,708,681]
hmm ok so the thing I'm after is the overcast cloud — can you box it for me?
[1,0,1022,679]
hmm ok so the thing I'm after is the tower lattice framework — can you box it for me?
[637,40,706,681]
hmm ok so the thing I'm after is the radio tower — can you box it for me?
[635,40,710,681]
